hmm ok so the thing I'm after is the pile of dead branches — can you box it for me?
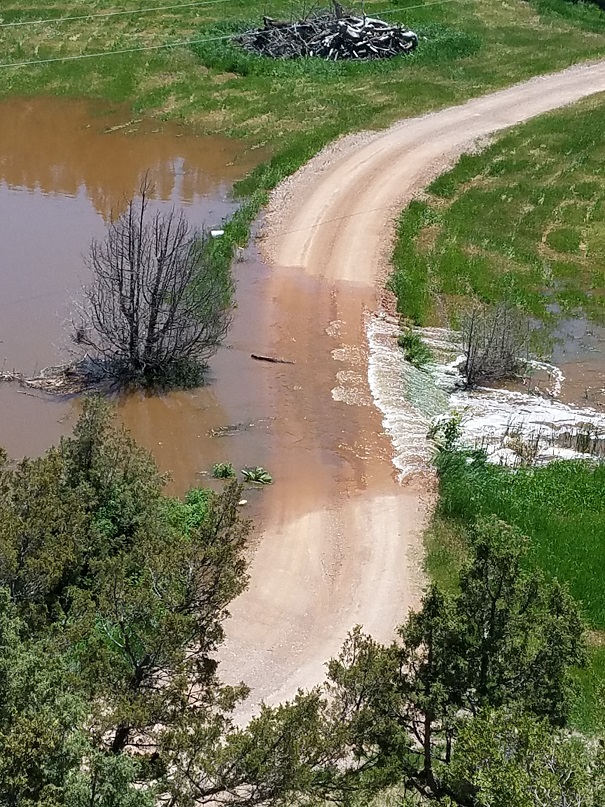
[236,2,418,61]
[0,359,105,396]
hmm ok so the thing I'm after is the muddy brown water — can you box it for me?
[517,317,605,412]
[0,97,273,496]
[552,318,605,412]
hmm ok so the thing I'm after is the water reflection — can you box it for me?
[0,97,257,219]
[0,97,271,495]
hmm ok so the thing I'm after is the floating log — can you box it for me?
[251,353,296,365]
[236,3,418,62]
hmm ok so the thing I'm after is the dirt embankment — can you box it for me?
[220,60,605,717]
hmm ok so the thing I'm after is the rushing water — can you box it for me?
[0,97,272,494]
[366,313,605,478]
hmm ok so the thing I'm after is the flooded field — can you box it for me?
[367,313,605,477]
[4,97,604,501]
[0,97,272,494]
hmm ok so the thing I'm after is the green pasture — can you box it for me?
[390,92,605,330]
[1,0,605,155]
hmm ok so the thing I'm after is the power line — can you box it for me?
[0,32,236,69]
[0,0,461,70]
[0,0,460,30]
[377,0,461,15]
[0,0,232,29]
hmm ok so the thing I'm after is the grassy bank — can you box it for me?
[1,0,605,156]
[437,451,605,627]
[426,446,605,732]
[390,91,605,329]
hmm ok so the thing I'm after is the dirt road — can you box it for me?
[220,60,605,716]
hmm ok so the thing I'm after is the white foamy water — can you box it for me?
[366,315,437,477]
[365,313,605,478]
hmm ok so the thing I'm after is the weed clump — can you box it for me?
[398,329,433,369]
[212,462,236,479]
[241,466,272,484]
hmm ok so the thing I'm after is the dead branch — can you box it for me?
[251,354,296,365]
[0,361,100,396]
[236,5,418,61]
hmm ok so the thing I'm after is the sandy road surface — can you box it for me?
[220,60,605,717]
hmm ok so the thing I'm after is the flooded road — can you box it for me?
[0,97,270,493]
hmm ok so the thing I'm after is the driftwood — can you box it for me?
[0,360,102,396]
[236,2,418,61]
[251,354,295,365]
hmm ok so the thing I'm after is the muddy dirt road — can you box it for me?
[220,60,605,715]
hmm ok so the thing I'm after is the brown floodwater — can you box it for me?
[520,317,605,412]
[0,96,272,495]
[553,318,605,411]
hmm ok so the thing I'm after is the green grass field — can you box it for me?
[1,0,605,156]
[427,449,605,732]
[438,454,605,627]
[390,92,605,329]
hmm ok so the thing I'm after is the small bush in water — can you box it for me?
[212,462,236,479]
[241,466,272,484]
[398,330,433,369]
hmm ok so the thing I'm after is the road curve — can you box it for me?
[220,59,605,717]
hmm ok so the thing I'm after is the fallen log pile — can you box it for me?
[236,3,418,61]
[0,360,102,396]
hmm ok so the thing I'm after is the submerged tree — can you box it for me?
[74,178,232,389]
[462,302,531,387]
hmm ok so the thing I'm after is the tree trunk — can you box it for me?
[111,723,130,754]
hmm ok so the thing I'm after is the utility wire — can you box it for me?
[0,0,461,70]
[0,0,460,29]
[0,0,232,28]
[378,0,461,15]
[0,33,235,69]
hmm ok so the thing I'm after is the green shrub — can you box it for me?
[241,466,272,485]
[163,487,212,536]
[212,462,236,479]
[398,330,433,369]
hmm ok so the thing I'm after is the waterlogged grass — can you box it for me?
[391,93,605,329]
[436,453,605,629]
[398,329,434,368]
[0,0,605,151]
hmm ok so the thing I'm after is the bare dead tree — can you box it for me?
[73,179,232,389]
[462,302,531,388]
